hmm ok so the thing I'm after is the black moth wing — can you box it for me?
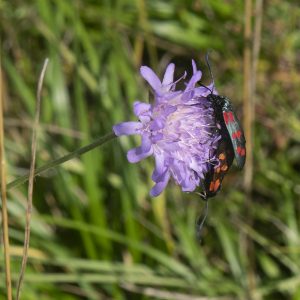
[200,94,246,200]
[201,127,235,200]
[221,99,246,170]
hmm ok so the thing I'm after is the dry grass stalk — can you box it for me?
[15,58,49,300]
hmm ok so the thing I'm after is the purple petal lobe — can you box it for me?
[113,122,142,136]
[194,86,210,96]
[151,133,164,143]
[127,145,153,163]
[192,59,197,74]
[164,105,177,115]
[152,153,166,181]
[150,118,165,130]
[140,66,161,91]
[150,171,170,197]
[141,136,152,152]
[162,63,175,87]
[133,101,151,117]
[185,71,201,92]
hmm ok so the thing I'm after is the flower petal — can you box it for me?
[151,132,164,143]
[181,179,198,192]
[141,135,152,152]
[133,101,151,117]
[185,70,202,92]
[150,171,170,197]
[192,59,197,74]
[113,122,143,136]
[150,117,165,130]
[127,135,153,163]
[140,66,161,91]
[194,83,216,97]
[127,145,153,163]
[157,91,181,104]
[162,63,175,87]
[152,153,167,181]
[208,82,217,94]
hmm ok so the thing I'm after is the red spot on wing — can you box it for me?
[228,112,234,122]
[208,178,221,193]
[223,111,234,124]
[206,150,230,195]
[218,153,226,160]
[236,146,246,156]
[221,164,228,171]
[213,179,221,192]
[232,130,242,139]
[209,181,215,192]
[223,112,229,124]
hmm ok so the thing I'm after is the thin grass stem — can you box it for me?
[7,132,117,191]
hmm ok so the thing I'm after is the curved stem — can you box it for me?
[16,58,48,300]
[7,131,117,190]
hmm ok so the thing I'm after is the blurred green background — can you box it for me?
[1,0,300,299]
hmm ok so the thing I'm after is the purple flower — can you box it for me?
[113,61,221,197]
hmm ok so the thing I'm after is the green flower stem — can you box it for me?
[7,131,117,191]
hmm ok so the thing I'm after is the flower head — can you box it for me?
[113,61,221,197]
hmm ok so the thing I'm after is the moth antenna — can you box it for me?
[205,51,215,94]
[198,82,212,93]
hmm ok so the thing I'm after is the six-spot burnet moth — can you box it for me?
[196,54,246,240]
[202,93,246,199]
[200,55,246,200]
